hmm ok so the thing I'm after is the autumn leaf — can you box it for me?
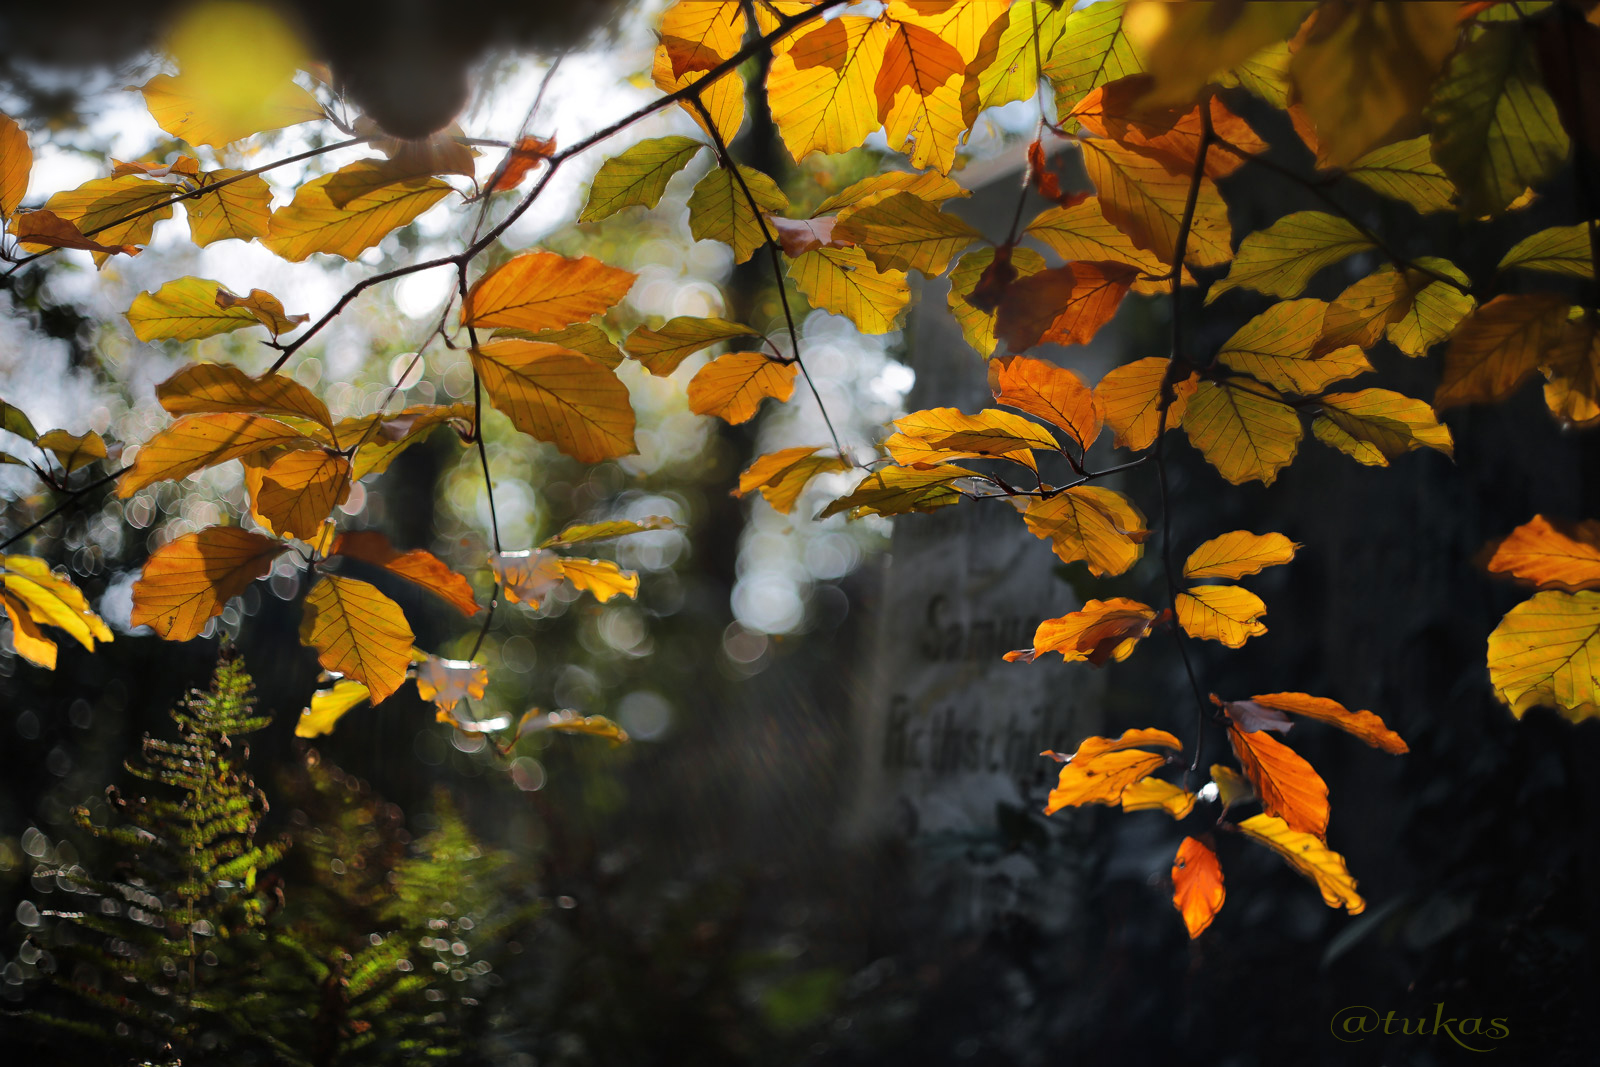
[130,527,285,641]
[415,656,489,712]
[213,288,308,338]
[652,0,746,145]
[462,252,637,333]
[1042,1,1143,126]
[686,352,797,425]
[1006,597,1158,665]
[1228,725,1329,837]
[687,164,788,264]
[517,709,630,745]
[125,277,269,342]
[1171,837,1225,938]
[263,160,451,261]
[1247,692,1408,755]
[1387,263,1476,359]
[119,413,319,496]
[471,339,637,463]
[1211,764,1255,809]
[139,64,322,149]
[1498,223,1594,279]
[558,558,640,603]
[1,111,31,219]
[1542,317,1600,426]
[1079,137,1233,268]
[1313,389,1454,466]
[2,591,57,669]
[994,261,1139,353]
[1220,695,1295,736]
[767,16,891,162]
[1022,487,1147,577]
[1214,299,1371,394]
[9,209,142,260]
[789,246,911,334]
[1042,728,1181,815]
[1122,778,1197,820]
[812,170,970,216]
[25,175,175,264]
[1182,379,1302,486]
[1177,585,1269,647]
[1,399,38,443]
[338,403,474,480]
[1206,212,1375,304]
[295,678,370,738]
[1183,531,1298,581]
[186,169,274,246]
[37,430,106,474]
[580,136,705,222]
[1487,590,1600,721]
[989,355,1101,451]
[1237,813,1365,914]
[250,448,351,540]
[1069,81,1266,179]
[154,362,330,433]
[1435,293,1570,408]
[875,15,967,174]
[818,464,977,520]
[540,517,679,549]
[2,555,114,659]
[1485,515,1600,593]
[891,406,1058,467]
[1343,136,1456,214]
[1025,199,1179,289]
[833,191,980,275]
[331,530,479,615]
[486,135,556,193]
[624,316,760,376]
[515,324,625,369]
[299,575,414,704]
[949,246,1046,356]
[961,2,1068,121]
[1096,356,1195,451]
[767,215,848,257]
[732,447,851,514]
[492,549,567,608]
[1316,265,1425,355]
[1130,0,1308,109]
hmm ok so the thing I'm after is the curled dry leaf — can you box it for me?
[1005,597,1157,666]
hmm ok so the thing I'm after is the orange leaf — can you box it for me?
[1007,597,1157,665]
[1042,728,1181,815]
[119,413,319,497]
[2,590,56,669]
[471,339,637,463]
[298,575,414,704]
[1023,487,1147,577]
[1486,514,1600,592]
[1172,837,1225,938]
[994,261,1138,353]
[1096,357,1195,451]
[624,316,760,377]
[1,111,30,220]
[1182,530,1298,581]
[874,19,964,119]
[130,527,286,641]
[686,352,797,425]
[156,361,332,430]
[989,355,1102,450]
[249,448,351,541]
[1176,584,1268,647]
[1228,725,1330,838]
[488,135,556,192]
[1248,692,1408,755]
[492,549,567,608]
[733,446,853,514]
[332,531,479,616]
[1079,138,1233,268]
[461,252,637,332]
[9,209,140,257]
[1435,292,1570,409]
[1070,80,1265,179]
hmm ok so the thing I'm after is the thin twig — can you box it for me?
[0,466,127,551]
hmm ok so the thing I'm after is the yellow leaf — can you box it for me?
[6,209,142,260]
[1171,835,1225,937]
[331,530,479,615]
[337,403,474,480]
[580,136,705,222]
[989,355,1101,450]
[789,246,911,334]
[3,590,56,669]
[130,526,285,641]
[492,549,566,608]
[1183,531,1298,581]
[1498,223,1595,280]
[686,352,798,425]
[833,191,980,275]
[1,399,38,442]
[1426,23,1571,217]
[962,2,1068,121]
[1313,388,1454,466]
[1011,597,1157,665]
[1,111,31,219]
[1289,0,1459,167]
[139,71,322,149]
[415,656,488,712]
[119,413,319,496]
[213,287,308,337]
[1488,590,1600,721]
[1206,212,1375,303]
[818,464,977,519]
[1177,585,1268,647]
[251,448,351,540]
[652,1,746,144]
[892,405,1059,464]
[125,276,263,342]
[624,316,760,376]
[517,709,630,745]
[1127,0,1311,108]
[812,170,969,216]
[541,517,679,549]
[156,361,332,431]
[512,324,625,369]
[1022,486,1147,577]
[1247,692,1408,754]
[25,175,174,265]
[185,169,273,246]
[949,246,1046,356]
[733,446,852,514]
[767,16,891,162]
[1343,136,1456,214]
[2,555,112,656]
[1386,262,1476,359]
[1237,813,1365,914]
[1210,764,1254,808]
[263,160,450,261]
[687,164,789,264]
[295,678,370,738]
[1042,1,1143,126]
[1183,380,1301,486]
[1215,299,1371,394]
[36,429,106,474]
[1317,265,1419,354]
[1096,356,1195,451]
[1435,293,1570,408]
[299,575,414,704]
[1024,198,1180,294]
[1080,137,1232,268]
[1228,725,1328,837]
[461,251,637,332]
[876,16,969,174]
[559,558,640,603]
[1124,779,1197,820]
[471,339,637,463]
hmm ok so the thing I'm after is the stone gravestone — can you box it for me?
[843,149,1137,929]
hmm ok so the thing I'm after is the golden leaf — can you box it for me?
[295,678,370,738]
[891,406,1058,466]
[989,355,1101,450]
[624,316,761,376]
[876,16,968,174]
[1215,299,1371,394]
[125,277,266,342]
[559,558,640,603]
[949,246,1046,356]
[1435,293,1570,408]
[1025,198,1179,294]
[250,448,350,541]
[415,656,488,712]
[995,261,1140,353]
[541,517,679,549]
[3,590,56,669]
[22,175,174,265]
[818,464,977,520]
[687,164,789,264]
[1096,356,1195,451]
[1486,515,1600,593]
[1313,389,1454,467]
[1498,223,1594,280]
[1487,590,1600,721]
[1247,692,1408,755]
[1079,137,1232,267]
[1177,585,1269,647]
[1183,531,1298,581]
[1042,727,1180,815]
[1009,597,1157,665]
[767,16,891,162]
[185,169,274,246]
[733,447,853,514]
[7,210,141,260]
[1228,725,1328,837]
[1129,0,1310,109]
[1042,1,1144,126]
[2,555,113,658]
[517,709,630,745]
[1,111,31,219]
[331,530,479,615]
[36,429,106,474]
[789,246,911,334]
[1237,813,1365,914]
[492,549,566,608]
[1171,836,1225,938]
[1344,136,1456,214]
[833,191,980,275]
[1182,380,1302,486]
[686,352,798,425]
[263,161,450,261]
[812,170,969,216]
[336,403,474,479]
[1022,486,1147,577]
[213,287,308,337]
[119,413,319,496]
[461,252,636,332]
[130,527,285,641]
[298,575,414,704]
[1123,779,1197,820]
[471,339,637,463]
[652,1,746,144]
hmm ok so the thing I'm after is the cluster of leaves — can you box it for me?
[9,653,522,1065]
[2,0,1598,944]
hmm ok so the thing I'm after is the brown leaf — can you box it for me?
[488,135,557,193]
[9,209,140,257]
[331,530,479,616]
[994,261,1137,352]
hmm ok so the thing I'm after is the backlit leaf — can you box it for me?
[1183,380,1302,486]
[1130,0,1310,109]
[1,399,38,443]
[28,175,175,264]
[812,170,969,216]
[251,448,350,540]
[37,430,106,474]
[471,339,637,463]
[1343,136,1456,214]
[1,111,31,219]
[1008,597,1157,665]
[295,679,370,738]
[1228,725,1328,836]
[652,1,746,144]
[1206,212,1375,303]
[1498,223,1594,279]
[995,261,1139,353]
[493,549,566,608]
[213,288,307,337]
[1237,813,1365,913]
[119,413,318,496]
[1435,292,1570,408]
[1247,692,1408,754]
[1486,515,1600,593]
[789,246,911,334]
[962,2,1068,120]
[579,136,705,222]
[687,164,789,264]
[686,352,798,425]
[159,362,345,440]
[331,530,479,615]
[1079,137,1232,268]
[1069,82,1267,179]
[1215,299,1372,394]
[414,656,488,712]
[1183,531,1298,581]
[989,355,1101,450]
[734,446,853,514]
[1177,585,1269,647]
[1042,1,1143,126]
[130,527,285,641]
[1211,764,1255,808]
[818,464,977,519]
[875,16,967,174]
[768,16,891,162]
[139,71,322,148]
[767,215,848,257]
[125,277,263,342]
[1023,486,1147,577]
[1541,317,1600,426]
[1097,356,1195,451]
[1171,837,1225,938]
[541,517,679,549]
[1313,389,1454,466]
[512,324,625,369]
[185,169,273,246]
[299,575,414,704]
[1042,728,1178,815]
[558,558,640,603]
[623,316,760,376]
[1488,590,1600,721]
[263,161,450,261]
[949,246,1046,356]
[893,406,1060,463]
[518,709,630,745]
[1387,263,1476,359]
[833,191,980,275]
[462,251,636,333]
[6,210,141,259]
[487,135,555,193]
[1123,779,1197,820]
[3,591,56,669]
[2,555,113,654]
[337,403,474,480]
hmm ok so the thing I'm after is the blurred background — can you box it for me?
[2,2,1599,1064]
